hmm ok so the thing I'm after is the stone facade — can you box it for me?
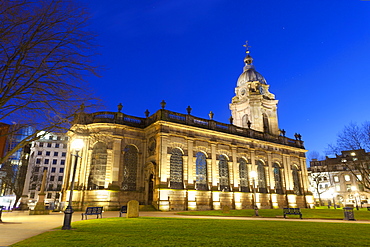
[22,132,68,210]
[309,149,370,208]
[61,48,314,211]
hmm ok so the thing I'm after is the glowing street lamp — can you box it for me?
[62,138,84,230]
[250,171,258,216]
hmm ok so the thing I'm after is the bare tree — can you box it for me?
[308,151,329,205]
[327,122,370,191]
[310,172,330,206]
[327,122,370,154]
[0,0,99,204]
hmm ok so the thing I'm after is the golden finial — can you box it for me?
[243,40,251,54]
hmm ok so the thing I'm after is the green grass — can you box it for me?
[177,208,370,220]
[12,217,370,247]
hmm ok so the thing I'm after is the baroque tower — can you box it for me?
[229,43,279,135]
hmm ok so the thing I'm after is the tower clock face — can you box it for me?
[259,86,265,95]
[240,88,246,96]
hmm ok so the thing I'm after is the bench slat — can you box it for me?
[81,207,103,220]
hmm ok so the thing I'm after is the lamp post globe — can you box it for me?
[62,138,84,230]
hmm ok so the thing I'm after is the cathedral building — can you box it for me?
[61,47,314,211]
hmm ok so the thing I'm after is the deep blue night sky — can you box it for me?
[77,0,370,158]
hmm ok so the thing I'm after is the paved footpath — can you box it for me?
[1,210,370,246]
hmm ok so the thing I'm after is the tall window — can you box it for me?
[195,152,207,190]
[292,165,301,195]
[239,158,249,192]
[256,160,267,193]
[170,148,184,189]
[263,113,269,133]
[219,155,230,192]
[88,142,107,190]
[122,145,138,191]
[273,163,283,194]
[242,114,249,128]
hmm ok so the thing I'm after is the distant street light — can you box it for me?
[250,171,258,216]
[62,138,84,230]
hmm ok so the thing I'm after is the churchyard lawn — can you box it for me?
[178,208,370,220]
[12,216,370,246]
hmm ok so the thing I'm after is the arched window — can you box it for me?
[256,160,267,193]
[292,165,301,195]
[239,158,249,192]
[88,142,107,190]
[219,155,230,192]
[273,163,283,194]
[242,114,249,128]
[195,152,207,191]
[170,148,183,189]
[122,145,138,191]
[263,113,269,133]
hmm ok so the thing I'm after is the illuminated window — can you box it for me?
[195,152,208,191]
[242,114,249,128]
[346,184,351,191]
[170,148,184,189]
[356,175,362,181]
[344,175,351,182]
[336,185,340,191]
[292,165,301,195]
[121,145,138,191]
[273,163,283,194]
[239,158,249,192]
[219,155,230,192]
[88,142,108,190]
[257,160,267,193]
[333,176,339,182]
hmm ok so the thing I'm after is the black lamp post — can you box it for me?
[250,171,259,216]
[62,139,84,230]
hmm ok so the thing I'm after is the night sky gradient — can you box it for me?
[78,0,370,158]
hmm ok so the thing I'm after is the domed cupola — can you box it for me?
[229,41,279,135]
[237,49,267,87]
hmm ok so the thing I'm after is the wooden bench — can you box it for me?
[81,207,103,220]
[283,208,302,219]
[119,205,127,217]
